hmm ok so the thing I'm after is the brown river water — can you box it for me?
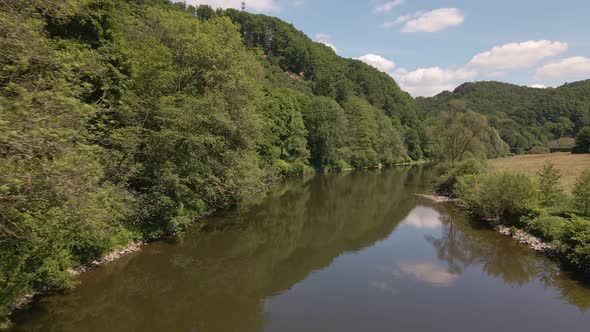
[11,167,590,331]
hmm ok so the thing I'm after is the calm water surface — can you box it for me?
[12,167,590,331]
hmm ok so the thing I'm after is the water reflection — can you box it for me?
[401,206,442,230]
[422,203,590,310]
[11,167,590,332]
[395,262,458,287]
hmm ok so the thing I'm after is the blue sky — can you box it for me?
[182,0,590,96]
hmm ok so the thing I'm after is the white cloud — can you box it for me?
[315,33,337,53]
[529,84,547,89]
[393,66,477,97]
[397,8,464,33]
[183,0,279,12]
[468,40,568,70]
[374,0,404,13]
[383,12,422,28]
[356,54,396,72]
[534,56,590,81]
[402,206,441,230]
[395,262,458,287]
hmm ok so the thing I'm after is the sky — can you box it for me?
[179,0,590,97]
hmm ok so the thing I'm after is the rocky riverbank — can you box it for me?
[416,193,560,257]
[6,241,145,318]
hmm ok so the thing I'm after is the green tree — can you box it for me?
[302,96,347,170]
[573,169,590,215]
[574,127,590,154]
[537,162,563,206]
[258,89,310,176]
[432,100,489,164]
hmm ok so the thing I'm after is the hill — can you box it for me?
[417,80,590,148]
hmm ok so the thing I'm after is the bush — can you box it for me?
[434,159,487,195]
[456,171,538,221]
[560,216,590,273]
[525,215,569,242]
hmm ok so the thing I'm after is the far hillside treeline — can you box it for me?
[418,80,590,150]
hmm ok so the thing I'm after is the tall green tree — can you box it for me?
[537,162,563,206]
[302,97,347,170]
[431,100,490,164]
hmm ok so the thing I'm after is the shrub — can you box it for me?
[525,215,569,242]
[456,171,538,221]
[434,158,487,195]
[560,216,590,273]
[573,169,590,215]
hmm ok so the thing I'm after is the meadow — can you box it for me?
[488,153,590,193]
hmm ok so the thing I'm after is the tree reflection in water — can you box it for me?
[425,202,590,310]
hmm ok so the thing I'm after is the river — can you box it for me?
[11,167,590,331]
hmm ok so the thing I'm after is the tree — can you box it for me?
[342,97,380,168]
[302,96,347,170]
[537,162,563,206]
[432,100,489,164]
[574,127,590,154]
[258,89,310,176]
[574,169,590,215]
[483,127,509,158]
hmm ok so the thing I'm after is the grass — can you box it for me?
[488,153,590,193]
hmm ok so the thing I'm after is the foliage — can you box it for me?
[418,80,590,149]
[482,127,510,158]
[456,172,538,221]
[301,96,347,170]
[429,100,492,164]
[434,159,487,195]
[537,162,563,206]
[525,215,569,242]
[0,0,435,320]
[559,216,590,273]
[574,127,590,154]
[573,169,590,215]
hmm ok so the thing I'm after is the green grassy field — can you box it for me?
[488,153,590,193]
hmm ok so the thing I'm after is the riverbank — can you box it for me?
[416,193,559,256]
[5,241,144,320]
[4,204,227,324]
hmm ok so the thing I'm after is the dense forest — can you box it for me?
[418,80,590,149]
[0,0,435,322]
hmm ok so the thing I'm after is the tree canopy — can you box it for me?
[418,80,590,149]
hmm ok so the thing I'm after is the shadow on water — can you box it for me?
[10,166,590,332]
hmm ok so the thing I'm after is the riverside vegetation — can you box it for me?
[2,0,590,327]
[0,0,434,324]
[435,158,590,275]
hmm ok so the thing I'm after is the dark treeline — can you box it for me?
[0,0,433,321]
[418,80,590,149]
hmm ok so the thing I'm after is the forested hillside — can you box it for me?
[418,80,590,148]
[0,0,432,322]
